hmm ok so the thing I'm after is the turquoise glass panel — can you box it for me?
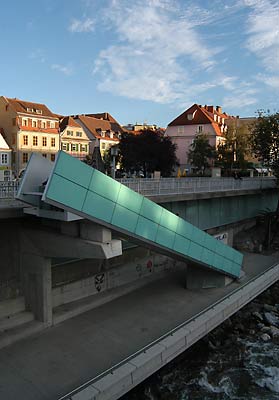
[176,218,194,239]
[213,253,224,269]
[233,251,243,265]
[191,227,206,246]
[173,234,191,254]
[140,197,162,224]
[156,226,175,248]
[204,235,217,253]
[55,151,93,189]
[111,204,139,232]
[46,173,87,211]
[159,208,179,232]
[82,191,115,223]
[201,248,215,266]
[89,169,121,203]
[135,216,158,241]
[117,185,143,213]
[188,241,203,261]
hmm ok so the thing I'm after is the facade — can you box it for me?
[73,112,124,157]
[59,116,90,161]
[123,123,158,132]
[0,96,60,176]
[0,132,12,180]
[166,104,233,172]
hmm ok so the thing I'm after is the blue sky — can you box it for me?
[1,0,278,127]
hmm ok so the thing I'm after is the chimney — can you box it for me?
[216,106,222,114]
[207,106,214,113]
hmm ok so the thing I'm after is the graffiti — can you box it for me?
[214,232,228,244]
[94,273,105,292]
[146,259,153,271]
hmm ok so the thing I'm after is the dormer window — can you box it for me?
[36,109,42,114]
[214,114,217,122]
[101,131,105,137]
[27,107,33,112]
[110,132,114,139]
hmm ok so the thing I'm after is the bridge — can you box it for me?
[0,153,278,400]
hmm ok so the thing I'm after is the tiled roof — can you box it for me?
[168,104,234,137]
[75,114,123,141]
[6,97,58,119]
[60,116,81,131]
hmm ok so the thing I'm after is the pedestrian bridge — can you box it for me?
[17,151,243,278]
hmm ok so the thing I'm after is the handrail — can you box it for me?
[0,178,276,200]
[58,260,279,400]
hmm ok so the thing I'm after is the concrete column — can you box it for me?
[22,253,52,326]
[186,264,232,289]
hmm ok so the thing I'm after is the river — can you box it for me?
[121,281,279,400]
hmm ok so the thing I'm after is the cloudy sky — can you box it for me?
[1,0,278,126]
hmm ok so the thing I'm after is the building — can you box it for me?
[165,104,233,172]
[123,123,158,132]
[0,96,60,176]
[73,112,124,157]
[0,131,12,181]
[59,116,90,161]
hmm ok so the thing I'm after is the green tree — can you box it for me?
[216,124,251,173]
[188,134,216,174]
[251,112,279,180]
[119,130,178,177]
[250,111,279,247]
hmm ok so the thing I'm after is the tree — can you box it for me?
[119,129,178,177]
[188,134,216,174]
[216,124,251,173]
[251,112,279,180]
[250,111,279,247]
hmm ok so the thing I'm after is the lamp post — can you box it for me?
[110,146,119,179]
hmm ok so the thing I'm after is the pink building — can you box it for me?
[165,104,234,172]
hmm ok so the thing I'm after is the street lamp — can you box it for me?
[110,146,119,179]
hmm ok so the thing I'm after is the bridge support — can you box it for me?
[22,253,52,325]
[186,265,232,289]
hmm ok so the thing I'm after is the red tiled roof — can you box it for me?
[76,114,123,141]
[60,116,81,131]
[6,97,58,119]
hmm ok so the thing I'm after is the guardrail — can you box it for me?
[0,177,276,200]
[58,260,279,400]
[118,177,276,197]
[0,181,20,199]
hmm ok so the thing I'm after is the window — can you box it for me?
[80,144,88,152]
[32,120,37,128]
[198,125,203,133]
[42,153,47,158]
[101,131,105,137]
[50,122,55,128]
[76,131,82,137]
[42,137,47,147]
[1,154,8,164]
[23,153,28,163]
[50,154,55,162]
[36,109,42,114]
[22,119,28,127]
[51,138,55,147]
[67,130,73,136]
[110,132,114,139]
[101,143,106,150]
[27,107,33,112]
[62,143,68,151]
[71,144,78,151]
[33,136,38,146]
[23,135,28,145]
[178,126,184,134]
[42,121,46,129]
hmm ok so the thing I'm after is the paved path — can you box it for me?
[0,252,277,400]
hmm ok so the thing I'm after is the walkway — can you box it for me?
[0,252,277,400]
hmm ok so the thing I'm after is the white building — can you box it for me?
[0,133,12,181]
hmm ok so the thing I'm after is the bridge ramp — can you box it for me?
[37,151,242,278]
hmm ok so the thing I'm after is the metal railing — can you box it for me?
[118,177,276,197]
[0,181,20,199]
[0,177,276,200]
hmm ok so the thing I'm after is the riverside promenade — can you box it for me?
[0,252,278,400]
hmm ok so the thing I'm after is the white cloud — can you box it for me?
[51,64,73,76]
[69,17,95,33]
[257,74,279,89]
[94,0,220,103]
[30,49,46,63]
[223,88,258,108]
[244,0,279,72]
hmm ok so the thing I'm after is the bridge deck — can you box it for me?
[0,252,277,400]
[34,151,242,278]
